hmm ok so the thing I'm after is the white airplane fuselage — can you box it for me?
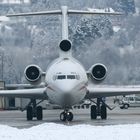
[45,57,88,108]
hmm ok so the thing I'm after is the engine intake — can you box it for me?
[24,65,42,85]
[59,40,71,52]
[90,63,107,81]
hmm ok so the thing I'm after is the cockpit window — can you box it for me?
[54,74,80,80]
[67,75,76,79]
[57,75,66,80]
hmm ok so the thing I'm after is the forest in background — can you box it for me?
[0,0,139,85]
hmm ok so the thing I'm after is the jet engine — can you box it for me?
[89,63,107,81]
[24,65,42,85]
[59,39,72,52]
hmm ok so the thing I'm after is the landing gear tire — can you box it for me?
[27,106,33,121]
[36,106,43,120]
[66,112,73,121]
[60,111,73,122]
[90,105,97,119]
[60,112,66,121]
[101,105,107,119]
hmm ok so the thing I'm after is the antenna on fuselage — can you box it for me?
[6,6,123,58]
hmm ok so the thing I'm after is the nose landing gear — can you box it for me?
[60,110,73,122]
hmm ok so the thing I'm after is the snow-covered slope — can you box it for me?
[0,123,140,140]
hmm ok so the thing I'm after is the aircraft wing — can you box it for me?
[86,85,140,99]
[0,88,47,99]
[5,83,45,90]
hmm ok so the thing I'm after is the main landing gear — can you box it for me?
[60,110,73,122]
[26,99,44,121]
[90,98,107,120]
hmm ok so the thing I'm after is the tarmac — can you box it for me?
[0,106,140,128]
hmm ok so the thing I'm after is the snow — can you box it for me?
[113,26,120,32]
[88,7,115,13]
[0,123,140,140]
[1,0,30,4]
[134,7,139,16]
[0,16,10,22]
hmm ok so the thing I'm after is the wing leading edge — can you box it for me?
[86,86,140,99]
[0,88,47,99]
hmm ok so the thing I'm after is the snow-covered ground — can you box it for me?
[0,123,140,140]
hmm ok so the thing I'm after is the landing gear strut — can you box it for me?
[60,110,73,122]
[90,98,107,120]
[26,99,43,121]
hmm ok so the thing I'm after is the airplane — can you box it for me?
[0,6,140,121]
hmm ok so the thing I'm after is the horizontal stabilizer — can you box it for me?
[6,9,123,17]
[6,10,62,17]
[68,10,123,15]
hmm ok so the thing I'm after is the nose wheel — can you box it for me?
[60,111,73,121]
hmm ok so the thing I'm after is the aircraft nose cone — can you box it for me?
[56,82,76,107]
[61,93,73,107]
[58,82,76,93]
